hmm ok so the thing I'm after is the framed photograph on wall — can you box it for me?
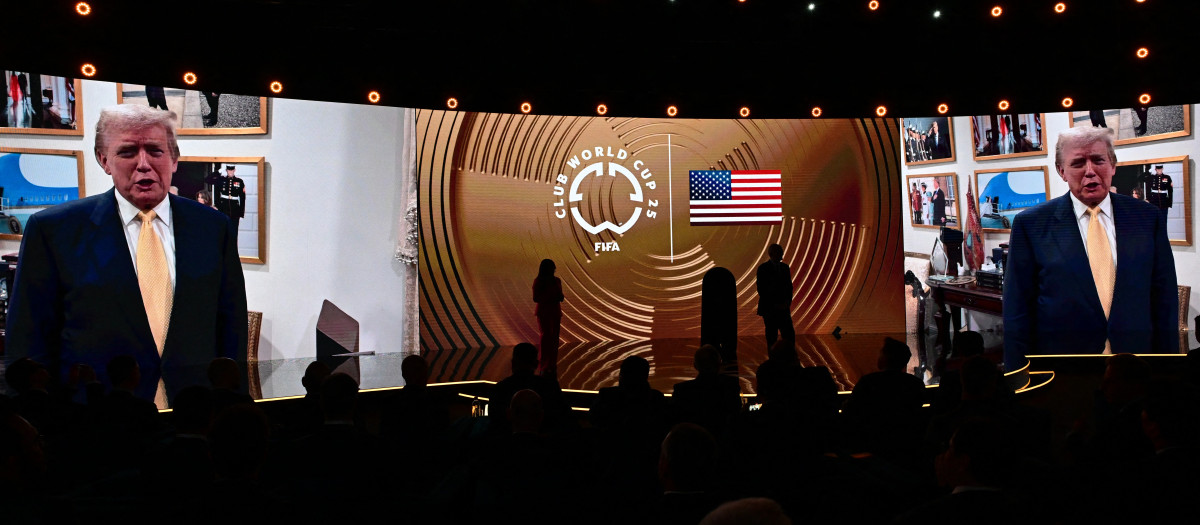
[0,147,86,239]
[0,72,83,136]
[900,117,955,166]
[1069,105,1191,146]
[117,84,268,135]
[1114,155,1191,246]
[176,157,266,263]
[969,113,1047,161]
[905,173,960,229]
[973,167,1050,233]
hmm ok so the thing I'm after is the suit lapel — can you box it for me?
[1109,195,1138,322]
[1049,193,1105,318]
[163,196,196,360]
[89,189,157,352]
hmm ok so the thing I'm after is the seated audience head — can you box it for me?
[1141,380,1200,450]
[1102,353,1152,407]
[106,354,141,392]
[172,385,215,435]
[4,358,49,394]
[511,342,539,375]
[619,355,652,389]
[0,408,47,483]
[878,337,911,372]
[756,359,799,404]
[936,417,1012,489]
[320,373,359,423]
[766,339,798,365]
[209,404,270,481]
[508,388,544,434]
[401,354,430,388]
[700,497,792,525]
[659,422,719,492]
[960,356,1001,401]
[207,357,241,390]
[796,365,840,412]
[952,330,985,359]
[68,363,97,388]
[301,361,332,396]
[1187,346,1200,387]
[694,345,722,376]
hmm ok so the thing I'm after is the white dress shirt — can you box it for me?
[114,192,177,288]
[1068,191,1117,267]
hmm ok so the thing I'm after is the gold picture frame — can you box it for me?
[969,113,1047,162]
[0,147,87,240]
[905,173,960,229]
[1069,106,1191,146]
[117,84,268,135]
[176,156,267,264]
[1114,155,1191,246]
[0,73,83,136]
[900,117,956,166]
[973,166,1051,233]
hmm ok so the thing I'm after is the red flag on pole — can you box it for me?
[964,185,985,271]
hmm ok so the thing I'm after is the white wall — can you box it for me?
[901,108,1199,333]
[0,80,410,360]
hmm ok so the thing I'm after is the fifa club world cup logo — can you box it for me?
[551,146,660,253]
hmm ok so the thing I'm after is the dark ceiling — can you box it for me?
[2,0,1196,118]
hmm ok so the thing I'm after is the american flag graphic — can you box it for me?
[689,170,783,225]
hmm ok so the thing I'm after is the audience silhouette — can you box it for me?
[3,334,1200,524]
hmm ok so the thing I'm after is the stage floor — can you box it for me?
[421,333,912,394]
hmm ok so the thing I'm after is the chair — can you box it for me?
[1179,285,1191,352]
[247,310,263,362]
[246,311,264,399]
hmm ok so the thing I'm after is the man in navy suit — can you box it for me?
[756,243,795,350]
[1003,127,1177,371]
[5,105,247,405]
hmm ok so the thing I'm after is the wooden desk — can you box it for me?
[925,279,1003,360]
[929,279,1002,318]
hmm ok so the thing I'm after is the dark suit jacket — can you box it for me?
[5,189,248,401]
[755,259,793,315]
[932,188,947,224]
[926,133,951,159]
[1003,192,1177,370]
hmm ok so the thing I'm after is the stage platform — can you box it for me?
[246,333,910,400]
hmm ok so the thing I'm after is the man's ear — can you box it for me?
[95,150,111,175]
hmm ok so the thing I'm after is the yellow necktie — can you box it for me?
[137,210,173,354]
[1086,207,1114,354]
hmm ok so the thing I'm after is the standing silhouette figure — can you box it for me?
[533,259,564,376]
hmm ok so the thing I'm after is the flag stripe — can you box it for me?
[689,169,784,225]
[691,208,783,214]
[691,216,784,223]
[730,171,781,176]
[691,202,782,208]
[690,199,781,205]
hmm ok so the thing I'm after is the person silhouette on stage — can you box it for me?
[533,259,564,377]
[756,244,795,351]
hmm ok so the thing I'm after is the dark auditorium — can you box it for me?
[3,2,1200,524]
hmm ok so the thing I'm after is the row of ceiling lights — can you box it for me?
[73,1,1151,19]
[76,63,1157,118]
[69,1,1156,118]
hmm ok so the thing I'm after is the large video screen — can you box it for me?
[418,112,905,352]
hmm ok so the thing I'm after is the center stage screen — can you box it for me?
[418,111,904,352]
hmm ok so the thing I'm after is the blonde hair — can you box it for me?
[1055,126,1116,169]
[94,105,180,160]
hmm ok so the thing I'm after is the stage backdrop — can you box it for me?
[418,111,904,354]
